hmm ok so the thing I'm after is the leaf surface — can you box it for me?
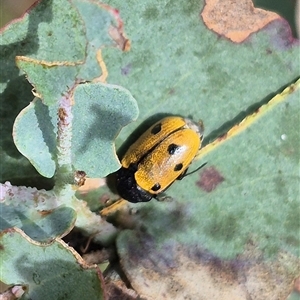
[97,1,300,298]
[13,83,138,178]
[0,228,105,300]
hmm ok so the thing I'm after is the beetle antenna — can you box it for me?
[184,162,207,177]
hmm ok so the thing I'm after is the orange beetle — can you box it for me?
[116,116,204,202]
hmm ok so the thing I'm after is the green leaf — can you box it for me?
[71,0,119,80]
[13,0,117,106]
[114,80,299,300]
[13,82,138,178]
[1,0,124,183]
[3,0,87,106]
[0,204,76,243]
[103,1,299,148]
[102,0,299,252]
[12,99,57,178]
[0,182,76,243]
[0,228,105,300]
[1,0,299,297]
[72,82,139,177]
[94,0,300,298]
[1,179,118,246]
[287,292,300,300]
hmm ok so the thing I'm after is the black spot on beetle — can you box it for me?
[168,143,180,155]
[174,163,183,172]
[151,183,161,191]
[151,123,162,134]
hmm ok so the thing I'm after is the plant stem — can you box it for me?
[54,94,74,187]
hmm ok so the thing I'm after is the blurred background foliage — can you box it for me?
[0,0,299,38]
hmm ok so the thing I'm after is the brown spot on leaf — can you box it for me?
[201,0,280,43]
[109,25,131,51]
[294,276,300,292]
[96,3,131,51]
[197,166,224,192]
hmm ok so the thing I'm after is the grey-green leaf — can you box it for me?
[72,82,139,177]
[0,228,105,300]
[13,83,138,178]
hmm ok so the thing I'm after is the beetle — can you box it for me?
[115,116,204,203]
